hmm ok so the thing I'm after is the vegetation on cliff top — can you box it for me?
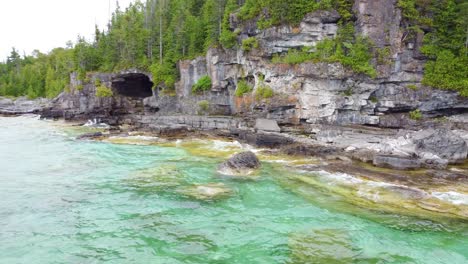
[0,0,466,98]
[398,0,468,96]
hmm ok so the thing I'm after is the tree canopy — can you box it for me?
[0,0,466,98]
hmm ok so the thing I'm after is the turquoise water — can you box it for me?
[0,116,467,264]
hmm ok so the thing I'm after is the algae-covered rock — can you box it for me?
[288,229,357,264]
[77,132,104,140]
[177,183,232,201]
[218,151,260,175]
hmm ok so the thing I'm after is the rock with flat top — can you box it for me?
[373,155,421,170]
[255,118,281,132]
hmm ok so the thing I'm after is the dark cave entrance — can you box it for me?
[111,73,154,98]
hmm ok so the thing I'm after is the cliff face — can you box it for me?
[147,0,466,128]
[43,0,467,131]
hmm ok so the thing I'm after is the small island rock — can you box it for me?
[218,151,260,175]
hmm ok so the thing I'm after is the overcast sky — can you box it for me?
[0,0,135,61]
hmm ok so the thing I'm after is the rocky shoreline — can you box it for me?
[1,96,467,180]
[0,96,50,116]
[68,114,468,178]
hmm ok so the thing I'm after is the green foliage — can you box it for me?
[235,80,252,97]
[272,47,315,64]
[94,78,102,86]
[422,50,468,95]
[0,47,73,98]
[255,85,274,100]
[238,0,333,28]
[198,100,210,112]
[272,37,377,78]
[397,0,432,42]
[369,96,378,103]
[150,62,176,89]
[219,0,239,49]
[376,47,391,65]
[396,0,467,96]
[338,37,377,78]
[95,85,113,98]
[76,84,84,91]
[407,84,418,90]
[257,73,265,82]
[241,37,259,52]
[333,0,354,24]
[192,75,212,93]
[419,0,468,96]
[409,109,422,120]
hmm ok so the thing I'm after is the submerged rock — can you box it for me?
[128,165,187,191]
[218,151,260,175]
[178,183,232,200]
[288,229,357,264]
[76,132,104,140]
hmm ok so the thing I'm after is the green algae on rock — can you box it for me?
[126,164,188,192]
[288,229,358,264]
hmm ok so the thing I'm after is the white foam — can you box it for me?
[316,170,365,185]
[83,118,110,129]
[431,191,468,205]
[212,140,243,150]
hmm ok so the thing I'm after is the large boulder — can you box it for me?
[218,151,260,175]
[255,118,281,132]
[414,129,468,164]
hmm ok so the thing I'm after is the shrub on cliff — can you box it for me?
[272,37,376,78]
[241,37,259,52]
[198,100,210,114]
[272,48,314,64]
[95,85,113,98]
[192,76,212,94]
[255,85,274,100]
[235,80,253,97]
[409,109,422,120]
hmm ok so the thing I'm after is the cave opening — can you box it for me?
[111,73,154,98]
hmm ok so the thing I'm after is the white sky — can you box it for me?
[0,0,135,61]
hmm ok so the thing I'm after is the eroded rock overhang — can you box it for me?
[112,72,154,98]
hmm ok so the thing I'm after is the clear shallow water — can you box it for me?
[0,116,467,264]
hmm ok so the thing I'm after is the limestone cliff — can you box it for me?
[42,0,467,131]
